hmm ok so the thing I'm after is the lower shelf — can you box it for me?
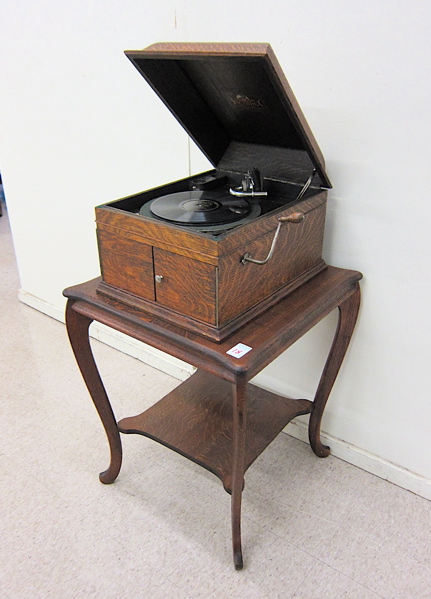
[118,369,313,492]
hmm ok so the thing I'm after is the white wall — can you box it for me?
[1,1,431,496]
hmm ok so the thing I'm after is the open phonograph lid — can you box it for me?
[125,43,331,189]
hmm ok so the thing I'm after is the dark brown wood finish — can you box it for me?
[65,301,122,484]
[125,43,331,188]
[231,373,247,570]
[96,189,327,341]
[118,370,313,492]
[64,266,361,569]
[97,227,155,301]
[218,202,326,324]
[308,284,361,457]
[97,190,325,259]
[152,247,217,324]
[95,42,332,341]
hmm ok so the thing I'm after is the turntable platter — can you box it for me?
[147,190,251,225]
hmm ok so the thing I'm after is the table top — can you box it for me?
[64,266,361,382]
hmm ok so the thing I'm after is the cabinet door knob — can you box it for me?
[155,274,164,283]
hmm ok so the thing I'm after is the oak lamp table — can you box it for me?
[63,265,361,570]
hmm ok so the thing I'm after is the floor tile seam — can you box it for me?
[244,488,344,527]
[238,511,349,577]
[168,471,227,501]
[231,509,287,541]
[238,511,332,565]
[287,554,321,598]
[1,470,165,569]
[290,562,320,599]
[172,476,230,510]
[275,502,345,526]
[244,487,304,512]
[153,455,234,504]
[166,496,229,528]
[1,452,135,541]
[308,557,387,598]
[164,573,215,599]
[273,523,339,559]
[37,393,125,434]
[103,536,172,589]
[332,519,431,571]
[402,556,431,576]
[0,451,72,502]
[1,438,107,481]
[162,512,289,585]
[233,499,338,546]
[164,551,220,593]
[349,497,431,526]
[116,442,230,504]
[337,525,390,556]
[68,452,228,522]
[113,528,196,580]
[311,531,431,596]
[164,545,315,599]
[1,411,109,456]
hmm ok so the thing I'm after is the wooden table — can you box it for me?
[64,265,361,570]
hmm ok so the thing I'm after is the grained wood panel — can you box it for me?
[64,267,361,570]
[218,204,326,324]
[98,220,219,266]
[125,43,331,188]
[117,370,313,492]
[215,191,327,255]
[96,206,220,257]
[67,267,362,381]
[96,190,326,258]
[135,42,271,56]
[153,248,217,325]
[97,228,155,301]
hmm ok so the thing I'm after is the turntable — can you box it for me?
[96,43,331,341]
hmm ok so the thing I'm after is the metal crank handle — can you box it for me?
[241,212,305,265]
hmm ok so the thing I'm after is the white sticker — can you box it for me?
[226,343,252,358]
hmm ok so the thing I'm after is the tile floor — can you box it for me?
[1,202,431,598]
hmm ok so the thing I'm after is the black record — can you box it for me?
[148,190,251,225]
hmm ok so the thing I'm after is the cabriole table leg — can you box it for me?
[231,375,247,570]
[65,300,122,484]
[308,284,361,457]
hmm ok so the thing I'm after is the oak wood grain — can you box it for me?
[96,190,326,258]
[64,265,361,570]
[153,247,217,325]
[218,203,326,323]
[96,188,327,339]
[97,228,155,301]
[124,43,330,188]
[118,370,313,493]
[65,266,362,383]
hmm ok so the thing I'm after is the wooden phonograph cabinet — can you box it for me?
[96,43,332,342]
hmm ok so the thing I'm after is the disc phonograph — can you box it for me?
[95,43,332,342]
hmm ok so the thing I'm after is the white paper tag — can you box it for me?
[226,343,252,359]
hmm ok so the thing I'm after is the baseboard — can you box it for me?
[90,323,193,380]
[18,289,194,381]
[283,418,431,501]
[19,289,65,322]
[18,289,431,500]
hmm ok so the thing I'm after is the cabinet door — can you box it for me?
[153,248,217,325]
[97,228,155,301]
